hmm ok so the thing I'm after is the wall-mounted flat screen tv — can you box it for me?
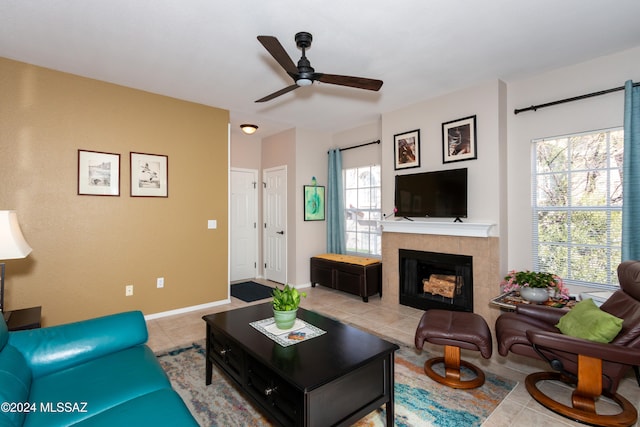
[394,168,467,219]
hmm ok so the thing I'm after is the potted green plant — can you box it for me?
[272,284,306,329]
[501,270,569,303]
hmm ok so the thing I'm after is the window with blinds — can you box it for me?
[343,165,382,256]
[532,128,623,289]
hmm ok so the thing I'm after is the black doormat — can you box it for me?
[230,281,274,303]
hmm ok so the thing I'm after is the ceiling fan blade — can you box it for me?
[255,84,299,103]
[317,74,383,91]
[257,36,298,76]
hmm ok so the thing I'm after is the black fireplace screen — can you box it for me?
[399,249,473,312]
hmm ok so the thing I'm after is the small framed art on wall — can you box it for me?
[77,149,120,196]
[130,152,168,197]
[442,115,477,163]
[394,129,420,170]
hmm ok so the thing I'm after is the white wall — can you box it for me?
[333,121,382,169]
[235,44,640,291]
[233,126,334,286]
[231,131,262,170]
[261,128,296,282]
[506,45,640,272]
[294,128,332,285]
[377,44,640,286]
[380,80,507,231]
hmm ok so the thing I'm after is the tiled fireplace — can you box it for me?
[380,220,501,327]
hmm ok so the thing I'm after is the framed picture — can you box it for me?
[77,149,120,196]
[130,152,168,197]
[442,115,477,163]
[394,129,420,170]
[303,185,325,221]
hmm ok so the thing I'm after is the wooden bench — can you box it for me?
[310,254,382,302]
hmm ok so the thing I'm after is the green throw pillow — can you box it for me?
[555,298,623,343]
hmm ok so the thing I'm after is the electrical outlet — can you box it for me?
[125,285,133,296]
[157,277,164,288]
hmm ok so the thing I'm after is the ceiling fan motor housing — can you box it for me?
[294,32,313,49]
[294,32,315,85]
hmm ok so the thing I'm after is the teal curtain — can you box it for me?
[622,80,640,261]
[327,149,346,254]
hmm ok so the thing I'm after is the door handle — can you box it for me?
[276,230,285,235]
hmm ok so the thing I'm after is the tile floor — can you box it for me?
[146,280,640,427]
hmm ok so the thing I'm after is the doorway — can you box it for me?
[230,168,258,282]
[263,166,287,284]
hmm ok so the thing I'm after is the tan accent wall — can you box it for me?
[0,57,229,325]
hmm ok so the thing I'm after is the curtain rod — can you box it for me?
[329,140,380,153]
[514,81,640,115]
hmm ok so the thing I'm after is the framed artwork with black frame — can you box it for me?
[394,129,420,170]
[77,149,120,196]
[130,152,168,197]
[303,185,325,221]
[442,115,477,163]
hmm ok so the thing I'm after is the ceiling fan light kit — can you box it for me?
[240,124,259,135]
[256,31,383,103]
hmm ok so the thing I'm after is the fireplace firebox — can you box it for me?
[399,249,473,312]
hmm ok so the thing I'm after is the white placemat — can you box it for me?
[250,317,326,347]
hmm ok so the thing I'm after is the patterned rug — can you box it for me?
[157,340,516,427]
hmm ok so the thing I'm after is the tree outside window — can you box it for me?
[533,128,623,288]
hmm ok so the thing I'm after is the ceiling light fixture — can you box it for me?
[240,124,259,135]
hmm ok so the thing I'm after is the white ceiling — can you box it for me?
[1,1,639,138]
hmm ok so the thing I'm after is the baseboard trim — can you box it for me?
[144,298,231,321]
[145,282,311,320]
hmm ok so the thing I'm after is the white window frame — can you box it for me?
[343,165,382,257]
[532,127,623,290]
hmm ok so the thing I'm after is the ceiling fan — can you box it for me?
[255,32,383,103]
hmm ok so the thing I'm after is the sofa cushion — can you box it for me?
[68,389,199,427]
[0,345,32,427]
[8,311,148,379]
[24,345,170,427]
[556,298,623,343]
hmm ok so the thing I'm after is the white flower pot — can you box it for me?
[519,287,550,304]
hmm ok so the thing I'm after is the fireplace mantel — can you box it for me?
[380,219,495,238]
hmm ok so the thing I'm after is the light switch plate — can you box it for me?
[207,219,217,229]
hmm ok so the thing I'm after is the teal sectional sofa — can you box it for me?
[0,310,197,426]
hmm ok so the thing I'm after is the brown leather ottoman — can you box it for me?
[415,310,492,389]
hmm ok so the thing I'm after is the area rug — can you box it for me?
[230,281,274,302]
[157,340,516,427]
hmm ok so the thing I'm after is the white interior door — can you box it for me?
[230,168,258,281]
[263,166,287,284]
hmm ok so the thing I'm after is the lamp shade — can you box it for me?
[0,211,32,260]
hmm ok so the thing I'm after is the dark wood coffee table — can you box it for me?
[203,303,398,426]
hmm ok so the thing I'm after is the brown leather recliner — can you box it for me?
[495,260,640,427]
